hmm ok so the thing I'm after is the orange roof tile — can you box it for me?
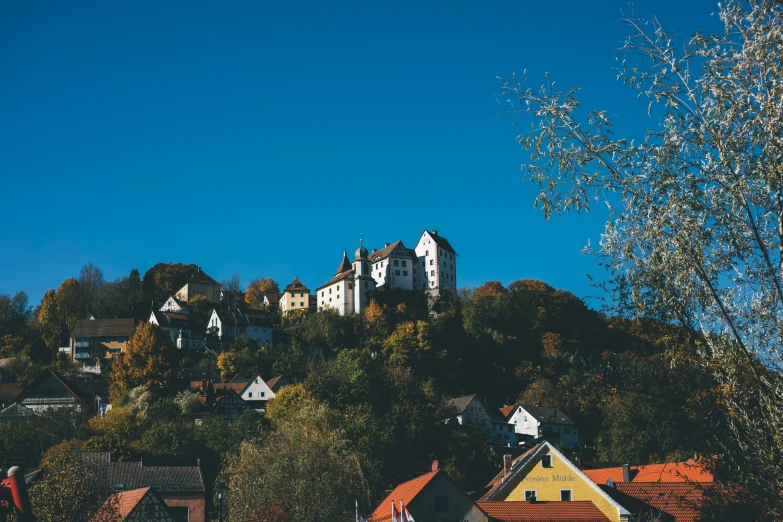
[477,501,610,521]
[498,404,516,419]
[370,470,439,522]
[613,483,709,522]
[583,460,713,485]
[93,486,151,520]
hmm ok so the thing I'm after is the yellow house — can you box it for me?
[481,442,630,522]
[280,277,311,316]
[70,318,135,361]
[175,268,221,303]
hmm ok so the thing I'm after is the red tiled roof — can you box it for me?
[477,501,610,521]
[370,470,439,522]
[614,483,709,522]
[284,277,309,292]
[93,486,151,520]
[583,460,713,485]
[499,404,516,419]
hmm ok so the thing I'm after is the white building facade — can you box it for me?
[317,245,376,316]
[368,241,415,291]
[415,229,457,293]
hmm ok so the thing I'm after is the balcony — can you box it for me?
[75,350,91,360]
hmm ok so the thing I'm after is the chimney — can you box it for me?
[385,242,390,247]
[432,229,438,235]
[503,454,512,476]
[372,248,377,253]
[622,463,631,482]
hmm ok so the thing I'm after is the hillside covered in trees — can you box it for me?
[0,261,742,520]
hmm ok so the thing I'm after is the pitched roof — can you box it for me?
[445,394,477,415]
[370,470,439,522]
[0,382,24,407]
[426,230,457,255]
[0,402,35,420]
[284,277,309,292]
[263,293,280,305]
[606,483,711,522]
[317,268,354,291]
[188,269,219,285]
[107,459,204,492]
[499,405,517,419]
[266,376,287,391]
[336,251,352,275]
[482,445,541,499]
[476,501,610,521]
[520,405,575,425]
[583,460,714,485]
[72,318,135,338]
[93,486,153,520]
[368,241,411,263]
[16,367,91,403]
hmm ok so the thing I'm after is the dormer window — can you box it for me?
[542,455,553,468]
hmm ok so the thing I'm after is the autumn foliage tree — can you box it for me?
[245,278,280,309]
[109,323,178,402]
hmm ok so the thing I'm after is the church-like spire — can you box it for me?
[335,250,352,275]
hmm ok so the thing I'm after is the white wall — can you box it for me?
[241,375,276,401]
[318,279,354,316]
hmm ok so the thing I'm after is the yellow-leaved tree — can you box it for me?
[109,322,177,402]
[245,277,280,309]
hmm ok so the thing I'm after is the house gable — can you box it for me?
[485,442,629,522]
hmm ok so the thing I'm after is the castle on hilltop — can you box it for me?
[315,229,457,316]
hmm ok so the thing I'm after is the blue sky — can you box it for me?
[0,0,722,308]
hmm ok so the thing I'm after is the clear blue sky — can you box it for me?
[0,0,721,308]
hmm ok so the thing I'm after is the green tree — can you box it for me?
[497,1,783,512]
[29,440,117,522]
[109,322,178,402]
[222,403,370,522]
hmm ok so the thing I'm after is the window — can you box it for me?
[431,270,435,276]
[321,291,324,297]
[560,490,572,501]
[524,490,537,501]
[329,288,332,293]
[430,260,434,265]
[248,392,253,398]
[403,271,408,276]
[261,392,265,397]
[300,302,304,306]
[117,337,125,343]
[434,495,448,512]
[401,260,407,267]
[152,484,163,490]
[337,295,340,299]
[541,455,553,468]
[425,250,429,256]
[114,484,125,491]
[348,284,353,289]
[169,507,189,522]
[300,293,304,297]
[169,484,181,491]
[105,338,111,343]
[394,260,399,266]
[395,270,400,276]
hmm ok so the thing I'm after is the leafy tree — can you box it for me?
[187,294,211,313]
[0,291,31,338]
[221,403,370,522]
[217,351,237,381]
[109,323,178,402]
[29,440,117,522]
[55,278,83,331]
[498,2,783,510]
[141,263,199,300]
[245,278,280,309]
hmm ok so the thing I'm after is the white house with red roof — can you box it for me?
[368,240,416,291]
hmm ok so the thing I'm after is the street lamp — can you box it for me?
[215,483,228,521]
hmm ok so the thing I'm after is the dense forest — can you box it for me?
[0,263,737,520]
